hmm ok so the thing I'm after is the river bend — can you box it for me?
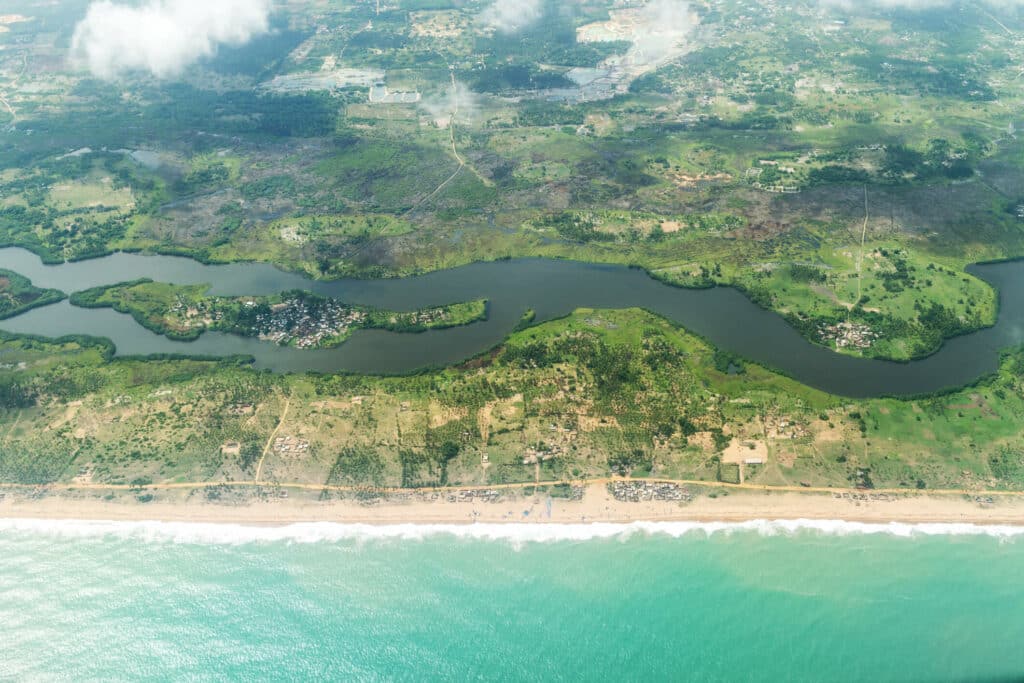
[0,248,1020,398]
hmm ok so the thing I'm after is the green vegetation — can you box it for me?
[0,0,1019,362]
[713,246,997,360]
[70,280,487,347]
[0,270,64,320]
[0,308,1023,492]
[1,0,1024,497]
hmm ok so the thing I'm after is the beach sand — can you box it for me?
[1,483,1022,527]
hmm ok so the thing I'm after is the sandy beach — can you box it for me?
[2,482,1023,527]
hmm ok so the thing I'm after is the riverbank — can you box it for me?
[2,483,1023,528]
[1,246,1023,395]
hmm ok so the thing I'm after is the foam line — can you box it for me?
[1,518,1022,545]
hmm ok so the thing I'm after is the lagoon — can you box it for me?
[0,247,1021,397]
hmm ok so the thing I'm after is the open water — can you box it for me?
[1,248,1024,396]
[1,519,1023,681]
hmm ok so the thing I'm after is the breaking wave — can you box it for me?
[1,518,1022,545]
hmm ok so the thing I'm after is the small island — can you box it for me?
[0,269,64,320]
[70,280,488,348]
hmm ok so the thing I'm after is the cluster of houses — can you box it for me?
[522,442,566,465]
[445,489,502,504]
[746,161,802,194]
[391,306,461,328]
[169,296,222,329]
[817,320,878,350]
[273,435,310,456]
[231,297,465,349]
[251,298,368,349]
[765,415,808,440]
[608,481,692,503]
[832,491,899,502]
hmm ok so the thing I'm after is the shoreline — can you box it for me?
[0,246,1016,397]
[3,484,1024,529]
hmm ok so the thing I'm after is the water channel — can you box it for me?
[0,247,1020,398]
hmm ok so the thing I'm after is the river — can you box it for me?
[0,247,1020,398]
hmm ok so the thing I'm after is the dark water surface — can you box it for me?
[0,247,1021,397]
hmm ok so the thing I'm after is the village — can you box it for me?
[247,296,367,349]
[745,159,807,194]
[817,320,878,351]
[608,480,692,503]
[245,296,476,349]
[164,292,366,348]
[167,291,473,350]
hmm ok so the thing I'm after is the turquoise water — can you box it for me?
[1,521,1023,681]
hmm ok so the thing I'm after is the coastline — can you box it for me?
[3,483,1024,529]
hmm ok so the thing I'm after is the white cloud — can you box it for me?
[626,0,698,68]
[479,0,544,34]
[71,0,273,80]
[420,82,481,128]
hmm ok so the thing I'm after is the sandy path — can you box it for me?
[853,184,869,309]
[404,68,465,217]
[254,394,291,483]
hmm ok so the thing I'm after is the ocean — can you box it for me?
[1,520,1023,681]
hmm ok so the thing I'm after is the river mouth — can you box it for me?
[0,247,1020,398]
